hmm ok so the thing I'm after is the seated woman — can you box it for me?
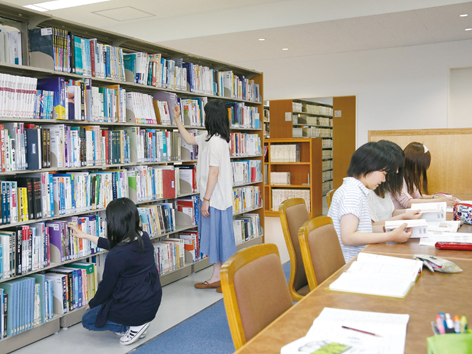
[328,141,412,262]
[391,142,456,209]
[368,140,422,232]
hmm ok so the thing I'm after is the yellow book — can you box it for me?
[22,187,29,222]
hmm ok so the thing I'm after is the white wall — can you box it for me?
[238,39,472,146]
[448,67,472,128]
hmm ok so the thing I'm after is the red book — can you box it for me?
[161,167,176,199]
[90,39,96,77]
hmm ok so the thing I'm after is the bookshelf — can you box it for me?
[0,1,265,351]
[267,99,333,195]
[264,138,322,218]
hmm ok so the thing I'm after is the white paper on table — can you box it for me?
[280,308,410,354]
[427,221,461,233]
[418,232,472,246]
[410,202,446,222]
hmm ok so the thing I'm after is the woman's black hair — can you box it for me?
[374,140,405,198]
[204,100,230,143]
[106,197,144,251]
[347,141,399,179]
[403,142,431,195]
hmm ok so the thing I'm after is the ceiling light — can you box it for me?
[24,4,48,11]
[466,28,472,31]
[460,14,468,17]
[259,38,265,41]
[282,48,288,51]
[24,0,110,11]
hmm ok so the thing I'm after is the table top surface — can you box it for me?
[235,221,472,354]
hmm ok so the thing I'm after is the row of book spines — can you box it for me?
[0,262,97,337]
[233,214,262,245]
[0,170,128,224]
[230,133,263,156]
[231,160,263,185]
[0,219,101,278]
[227,104,260,128]
[233,186,263,214]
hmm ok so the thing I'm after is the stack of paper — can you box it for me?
[328,253,423,298]
[281,308,410,354]
[419,232,472,246]
[427,221,460,233]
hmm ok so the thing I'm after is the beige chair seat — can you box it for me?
[297,284,311,296]
[220,244,293,350]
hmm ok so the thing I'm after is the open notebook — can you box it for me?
[281,308,410,354]
[328,253,423,298]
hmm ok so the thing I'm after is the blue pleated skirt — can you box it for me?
[198,200,236,264]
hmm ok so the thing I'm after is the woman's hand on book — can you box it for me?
[68,224,87,239]
[172,104,181,122]
[403,209,423,220]
[389,223,412,243]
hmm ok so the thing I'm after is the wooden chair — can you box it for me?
[326,188,336,209]
[279,198,311,302]
[220,244,293,350]
[298,216,346,290]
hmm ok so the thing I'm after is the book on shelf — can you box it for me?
[328,253,423,298]
[0,29,22,65]
[179,230,201,262]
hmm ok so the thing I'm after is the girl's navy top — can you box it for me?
[88,231,162,327]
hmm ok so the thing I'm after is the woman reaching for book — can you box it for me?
[172,100,236,293]
[69,197,162,346]
[391,142,457,209]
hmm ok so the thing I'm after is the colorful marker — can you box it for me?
[454,316,462,334]
[461,316,468,334]
[436,315,446,335]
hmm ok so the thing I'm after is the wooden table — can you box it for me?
[234,256,472,354]
[363,223,472,260]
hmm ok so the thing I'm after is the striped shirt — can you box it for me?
[327,177,372,262]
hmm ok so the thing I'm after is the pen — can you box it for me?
[454,316,462,334]
[341,326,382,337]
[431,321,440,335]
[439,312,447,330]
[445,313,455,333]
[461,316,468,334]
[436,315,446,335]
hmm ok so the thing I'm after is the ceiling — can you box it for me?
[3,0,472,67]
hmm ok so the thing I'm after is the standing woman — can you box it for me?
[391,142,456,209]
[172,100,236,292]
[69,198,162,346]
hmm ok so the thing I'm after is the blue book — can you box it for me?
[0,281,13,336]
[25,128,42,171]
[0,288,3,339]
[28,28,54,71]
[49,173,54,217]
[37,77,66,120]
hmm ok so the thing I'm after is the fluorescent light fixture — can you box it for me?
[459,14,468,17]
[24,0,110,11]
[24,4,48,11]
[466,28,472,31]
[259,38,265,41]
[282,48,288,51]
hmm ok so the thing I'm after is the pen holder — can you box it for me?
[427,331,472,354]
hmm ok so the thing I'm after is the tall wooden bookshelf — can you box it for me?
[0,1,264,352]
[267,99,333,195]
[264,138,322,218]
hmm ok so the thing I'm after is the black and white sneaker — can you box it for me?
[119,323,150,345]
[115,330,147,339]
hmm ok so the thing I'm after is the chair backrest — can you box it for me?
[279,198,311,301]
[326,189,336,209]
[220,243,293,350]
[298,216,346,290]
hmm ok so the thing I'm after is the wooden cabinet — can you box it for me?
[264,138,322,218]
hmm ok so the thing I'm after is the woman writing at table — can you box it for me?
[391,142,456,209]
